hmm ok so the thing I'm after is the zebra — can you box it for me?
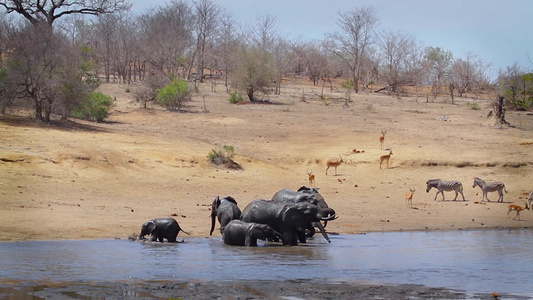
[472,177,507,202]
[425,179,466,201]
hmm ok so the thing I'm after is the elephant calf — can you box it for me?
[210,196,241,235]
[223,220,284,246]
[140,217,189,242]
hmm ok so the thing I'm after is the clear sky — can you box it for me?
[131,0,532,80]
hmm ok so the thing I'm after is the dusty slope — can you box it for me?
[1,78,532,241]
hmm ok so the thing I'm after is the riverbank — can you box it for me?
[1,279,518,299]
[1,81,532,242]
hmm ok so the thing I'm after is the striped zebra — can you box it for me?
[472,177,507,202]
[425,179,466,201]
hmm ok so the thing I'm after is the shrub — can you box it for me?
[467,102,481,110]
[71,91,114,122]
[157,79,190,111]
[208,145,241,169]
[228,91,245,104]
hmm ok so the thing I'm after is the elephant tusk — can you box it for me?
[321,214,338,221]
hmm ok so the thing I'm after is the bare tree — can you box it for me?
[215,12,240,90]
[328,7,378,93]
[0,12,9,68]
[92,13,118,82]
[451,51,490,98]
[377,30,416,94]
[190,0,221,82]
[137,1,194,78]
[0,0,130,122]
[6,24,90,121]
[0,0,130,27]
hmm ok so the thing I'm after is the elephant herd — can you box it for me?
[139,186,337,247]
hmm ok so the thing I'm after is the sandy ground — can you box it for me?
[1,78,532,299]
[0,78,532,242]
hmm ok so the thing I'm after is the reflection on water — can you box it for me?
[1,230,533,294]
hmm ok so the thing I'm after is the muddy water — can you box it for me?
[1,230,532,295]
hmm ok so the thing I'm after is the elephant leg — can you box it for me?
[245,235,258,247]
[167,233,178,243]
[306,225,317,237]
[297,230,306,243]
[281,226,297,246]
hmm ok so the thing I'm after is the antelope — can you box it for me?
[326,155,344,175]
[405,187,415,208]
[321,76,333,91]
[527,191,533,209]
[379,130,386,149]
[307,170,315,187]
[507,202,529,221]
[379,148,393,169]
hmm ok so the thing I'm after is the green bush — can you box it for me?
[228,91,244,104]
[157,79,190,111]
[467,102,481,110]
[207,145,241,169]
[71,91,113,122]
[208,145,235,162]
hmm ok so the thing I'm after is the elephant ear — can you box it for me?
[146,220,157,234]
[225,196,238,205]
[282,205,307,227]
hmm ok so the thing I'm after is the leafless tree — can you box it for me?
[215,12,240,89]
[190,0,221,82]
[328,7,378,93]
[0,0,130,27]
[451,51,490,98]
[377,30,417,94]
[295,41,329,86]
[137,1,194,79]
[92,13,119,82]
[229,15,278,101]
[0,0,130,122]
[6,24,90,121]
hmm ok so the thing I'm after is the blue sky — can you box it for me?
[132,0,532,79]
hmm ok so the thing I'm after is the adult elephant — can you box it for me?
[241,199,336,246]
[272,186,336,218]
[139,217,189,242]
[223,220,285,246]
[210,196,241,235]
[272,186,336,237]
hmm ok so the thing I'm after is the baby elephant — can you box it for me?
[139,217,189,242]
[223,220,284,246]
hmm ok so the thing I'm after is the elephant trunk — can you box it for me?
[315,221,331,243]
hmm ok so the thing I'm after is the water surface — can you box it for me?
[1,230,532,295]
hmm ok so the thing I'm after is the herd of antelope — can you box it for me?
[318,130,532,221]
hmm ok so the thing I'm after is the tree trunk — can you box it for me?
[247,88,254,101]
